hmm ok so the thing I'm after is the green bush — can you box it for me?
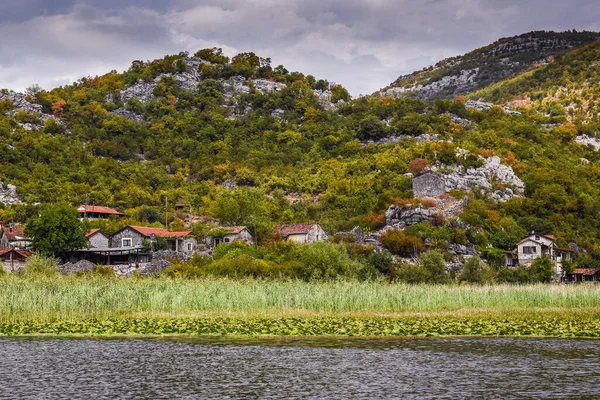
[20,254,59,278]
[380,229,423,257]
[458,257,494,284]
[420,250,451,284]
[292,242,365,281]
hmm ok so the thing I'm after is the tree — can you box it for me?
[420,250,451,284]
[138,207,161,223]
[26,203,87,257]
[380,229,423,257]
[528,256,554,283]
[459,256,493,284]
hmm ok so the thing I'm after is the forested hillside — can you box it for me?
[2,42,600,254]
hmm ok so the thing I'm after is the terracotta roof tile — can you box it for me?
[274,223,318,237]
[0,248,32,259]
[77,205,125,216]
[573,268,600,276]
[128,226,191,238]
[1,225,29,241]
[85,229,104,238]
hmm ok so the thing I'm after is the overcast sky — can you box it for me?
[1,1,600,96]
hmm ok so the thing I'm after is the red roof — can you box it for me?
[77,205,125,216]
[274,223,319,237]
[128,226,191,238]
[573,268,600,276]
[1,225,29,241]
[0,248,32,259]
[224,226,248,234]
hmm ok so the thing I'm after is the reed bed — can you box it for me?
[1,276,599,322]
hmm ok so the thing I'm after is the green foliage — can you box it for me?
[137,207,161,223]
[458,257,494,284]
[420,250,451,284]
[380,229,423,257]
[291,242,369,281]
[25,203,86,257]
[20,254,59,278]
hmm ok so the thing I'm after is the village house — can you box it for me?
[86,229,110,249]
[111,226,198,253]
[514,232,573,275]
[205,226,254,248]
[0,224,32,249]
[0,248,32,272]
[274,223,328,244]
[77,205,126,220]
[565,268,600,283]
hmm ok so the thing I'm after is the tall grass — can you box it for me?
[1,275,599,322]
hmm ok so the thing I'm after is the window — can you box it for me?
[187,243,192,251]
[224,238,231,243]
[535,235,540,241]
[122,238,132,247]
[523,246,537,255]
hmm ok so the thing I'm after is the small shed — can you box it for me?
[565,268,600,283]
[205,226,254,248]
[274,223,328,244]
[0,248,32,272]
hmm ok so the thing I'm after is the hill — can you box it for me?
[1,44,600,257]
[379,30,600,101]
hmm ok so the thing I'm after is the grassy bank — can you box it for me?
[1,276,599,337]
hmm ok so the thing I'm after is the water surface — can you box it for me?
[1,336,598,399]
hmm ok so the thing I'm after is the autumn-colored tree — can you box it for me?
[408,158,430,176]
[51,99,66,118]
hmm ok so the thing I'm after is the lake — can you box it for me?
[1,336,599,399]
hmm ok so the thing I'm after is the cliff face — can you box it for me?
[379,31,600,101]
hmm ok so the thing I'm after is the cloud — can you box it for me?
[1,0,599,95]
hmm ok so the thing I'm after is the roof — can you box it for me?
[1,225,29,241]
[517,238,549,247]
[274,223,319,237]
[206,226,249,237]
[0,248,32,259]
[86,229,107,238]
[518,234,555,245]
[127,226,191,238]
[572,268,600,276]
[77,205,125,216]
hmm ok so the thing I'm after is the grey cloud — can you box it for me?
[1,0,600,95]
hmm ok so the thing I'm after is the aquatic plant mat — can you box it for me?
[1,277,599,337]
[2,317,600,337]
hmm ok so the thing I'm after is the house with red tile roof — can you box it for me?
[0,224,32,250]
[274,223,328,244]
[205,226,253,248]
[111,225,197,253]
[77,205,126,220]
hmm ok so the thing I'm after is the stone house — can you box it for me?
[86,229,110,249]
[77,205,126,220]
[0,224,32,249]
[205,226,254,248]
[111,226,197,253]
[0,248,32,272]
[515,233,573,275]
[274,223,328,244]
[412,172,446,199]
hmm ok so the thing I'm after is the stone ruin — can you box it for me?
[412,172,446,199]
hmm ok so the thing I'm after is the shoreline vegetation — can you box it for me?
[1,275,600,338]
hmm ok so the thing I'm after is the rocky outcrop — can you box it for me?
[576,135,600,151]
[59,260,95,275]
[0,179,21,205]
[109,108,145,123]
[0,91,54,122]
[385,205,437,229]
[413,173,446,199]
[112,260,173,277]
[465,100,520,115]
[363,133,442,147]
[440,156,524,202]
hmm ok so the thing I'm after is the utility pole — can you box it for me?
[165,196,168,230]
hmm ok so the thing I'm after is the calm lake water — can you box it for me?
[1,336,599,399]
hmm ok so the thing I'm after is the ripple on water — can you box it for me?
[0,337,599,399]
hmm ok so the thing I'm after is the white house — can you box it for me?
[515,233,573,275]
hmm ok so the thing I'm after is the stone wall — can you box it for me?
[412,173,446,199]
[111,227,146,248]
[87,233,109,249]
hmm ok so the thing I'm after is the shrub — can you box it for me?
[380,229,423,257]
[458,257,494,284]
[420,250,451,284]
[528,257,554,283]
[91,265,116,277]
[20,254,59,278]
[394,262,429,284]
[408,158,430,176]
[292,242,365,281]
